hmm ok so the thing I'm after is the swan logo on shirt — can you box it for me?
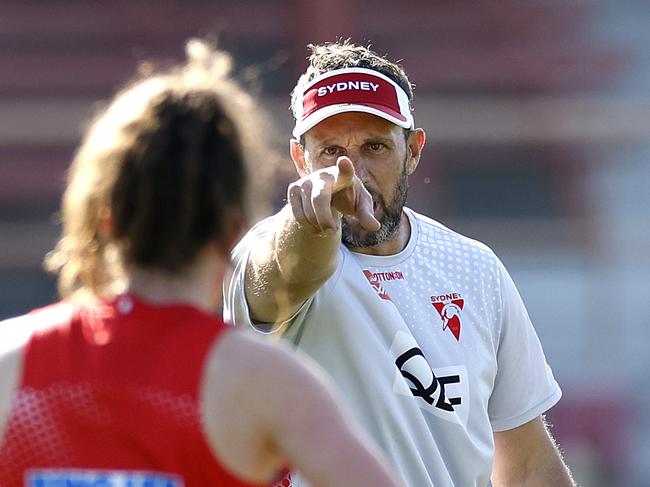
[362,269,404,302]
[431,293,464,341]
[390,331,469,426]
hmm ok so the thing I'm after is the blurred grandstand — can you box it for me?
[1,1,649,485]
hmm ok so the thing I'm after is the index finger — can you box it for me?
[331,157,356,193]
[355,182,381,232]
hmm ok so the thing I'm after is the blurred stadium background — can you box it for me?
[1,1,649,485]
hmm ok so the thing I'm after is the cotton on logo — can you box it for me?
[389,331,469,426]
[363,270,391,301]
[431,293,465,341]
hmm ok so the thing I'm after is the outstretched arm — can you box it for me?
[245,156,379,323]
[492,416,577,487]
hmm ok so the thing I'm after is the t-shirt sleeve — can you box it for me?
[487,259,562,432]
[222,226,257,329]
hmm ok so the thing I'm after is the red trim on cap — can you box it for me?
[302,72,406,122]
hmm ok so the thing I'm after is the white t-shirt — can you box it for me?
[224,207,561,487]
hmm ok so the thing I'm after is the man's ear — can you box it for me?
[406,128,426,175]
[290,138,309,177]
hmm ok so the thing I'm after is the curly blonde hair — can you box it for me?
[45,39,271,300]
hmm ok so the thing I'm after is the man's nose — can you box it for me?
[346,152,369,179]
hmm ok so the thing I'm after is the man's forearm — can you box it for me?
[492,417,577,487]
[273,205,341,286]
[492,457,576,487]
[246,205,341,323]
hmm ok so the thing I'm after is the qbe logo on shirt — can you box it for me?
[390,330,469,426]
[26,469,184,487]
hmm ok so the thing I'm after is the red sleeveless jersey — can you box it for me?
[0,294,274,487]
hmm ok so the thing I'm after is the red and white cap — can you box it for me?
[292,67,414,138]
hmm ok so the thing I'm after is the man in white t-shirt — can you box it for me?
[225,40,576,487]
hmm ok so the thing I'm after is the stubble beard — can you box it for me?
[341,164,409,249]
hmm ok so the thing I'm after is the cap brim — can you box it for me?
[293,103,413,138]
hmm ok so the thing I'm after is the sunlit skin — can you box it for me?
[291,112,425,256]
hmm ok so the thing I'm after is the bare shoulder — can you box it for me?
[214,330,349,445]
[201,328,340,438]
[200,330,402,487]
[199,329,330,483]
[206,329,331,397]
[0,315,37,440]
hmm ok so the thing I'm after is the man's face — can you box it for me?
[300,112,413,248]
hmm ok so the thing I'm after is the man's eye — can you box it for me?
[323,147,340,156]
[368,142,385,151]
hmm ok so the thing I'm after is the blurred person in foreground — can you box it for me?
[225,40,577,486]
[0,40,403,487]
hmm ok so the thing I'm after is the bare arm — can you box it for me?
[201,330,403,487]
[246,156,379,323]
[492,416,577,487]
